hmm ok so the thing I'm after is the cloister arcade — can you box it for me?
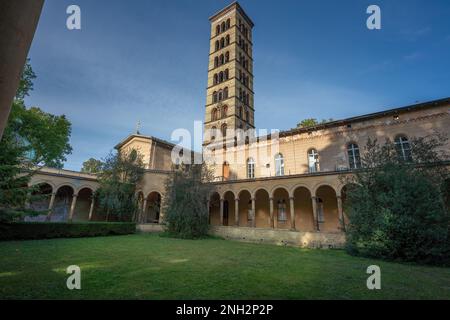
[208,175,350,233]
[27,182,98,222]
[136,190,164,224]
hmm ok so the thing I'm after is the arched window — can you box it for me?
[211,109,218,121]
[221,22,226,33]
[395,135,412,161]
[219,72,224,83]
[213,74,218,85]
[225,52,229,62]
[210,126,217,140]
[245,109,249,121]
[275,153,285,176]
[220,38,225,48]
[247,158,255,179]
[212,91,218,103]
[216,25,220,35]
[218,90,223,101]
[224,69,229,80]
[214,57,219,68]
[238,106,243,118]
[221,123,227,137]
[222,105,228,118]
[223,87,228,99]
[277,200,287,222]
[226,19,231,29]
[308,149,319,173]
[226,35,230,46]
[220,54,224,65]
[347,143,361,169]
[215,41,219,51]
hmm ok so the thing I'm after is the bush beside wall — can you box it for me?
[0,222,136,241]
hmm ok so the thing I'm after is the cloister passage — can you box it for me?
[28,183,97,222]
[137,191,163,224]
[209,184,346,232]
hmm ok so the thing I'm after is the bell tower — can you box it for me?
[203,2,255,146]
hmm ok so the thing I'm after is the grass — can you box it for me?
[0,233,449,300]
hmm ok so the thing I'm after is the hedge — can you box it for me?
[0,222,136,241]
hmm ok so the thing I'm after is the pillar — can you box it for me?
[269,197,274,228]
[142,199,148,224]
[220,198,224,226]
[289,196,296,231]
[234,198,239,226]
[88,197,95,221]
[207,200,211,224]
[46,192,56,221]
[69,194,78,222]
[0,0,45,139]
[251,197,256,228]
[311,196,319,231]
[337,196,346,232]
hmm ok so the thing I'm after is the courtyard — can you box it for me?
[0,233,449,300]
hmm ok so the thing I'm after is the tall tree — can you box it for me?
[162,163,215,239]
[95,150,145,222]
[0,60,73,222]
[81,158,103,174]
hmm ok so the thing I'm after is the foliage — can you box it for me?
[1,60,72,222]
[0,222,136,241]
[162,163,214,239]
[95,150,145,222]
[297,118,334,128]
[342,134,450,265]
[81,158,103,174]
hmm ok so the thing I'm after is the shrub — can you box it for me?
[162,164,214,239]
[342,135,450,266]
[0,222,136,241]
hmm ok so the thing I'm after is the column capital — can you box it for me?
[269,197,274,201]
[311,196,317,200]
[336,195,342,200]
[289,196,294,201]
[235,198,240,202]
[73,193,78,198]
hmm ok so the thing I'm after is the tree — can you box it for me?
[0,60,73,222]
[95,149,145,222]
[342,134,450,265]
[81,158,103,174]
[162,163,215,239]
[297,118,334,128]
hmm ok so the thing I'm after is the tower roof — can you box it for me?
[209,1,254,27]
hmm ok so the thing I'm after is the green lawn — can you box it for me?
[0,233,449,299]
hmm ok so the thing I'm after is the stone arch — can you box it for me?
[254,188,270,228]
[292,185,315,232]
[312,183,338,197]
[272,186,291,229]
[209,191,221,226]
[237,189,252,227]
[270,184,290,198]
[26,182,54,222]
[30,180,56,191]
[144,191,162,224]
[76,185,96,195]
[72,187,94,222]
[51,185,75,222]
[223,190,236,226]
[315,185,339,232]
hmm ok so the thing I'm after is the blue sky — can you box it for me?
[25,0,450,171]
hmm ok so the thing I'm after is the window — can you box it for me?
[221,22,226,33]
[219,72,224,83]
[226,35,230,46]
[220,38,225,48]
[245,109,249,121]
[247,158,255,179]
[239,106,243,118]
[277,200,287,222]
[395,135,412,161]
[212,91,218,103]
[224,69,229,80]
[218,91,223,101]
[222,105,228,118]
[211,109,218,121]
[223,87,228,99]
[275,153,285,176]
[347,143,361,169]
[220,54,224,65]
[213,74,218,85]
[317,198,325,223]
[308,149,319,173]
[221,123,227,137]
[226,19,230,29]
[210,126,217,140]
[215,41,219,51]
[225,51,229,62]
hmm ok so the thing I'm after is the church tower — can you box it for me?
[203,2,255,146]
